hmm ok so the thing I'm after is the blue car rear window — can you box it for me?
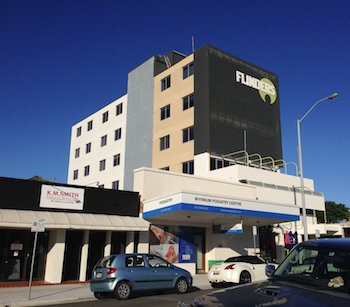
[96,255,116,268]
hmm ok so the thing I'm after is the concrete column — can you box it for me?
[125,231,134,253]
[104,231,112,256]
[44,229,66,284]
[137,231,149,253]
[79,230,90,282]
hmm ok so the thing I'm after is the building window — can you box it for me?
[161,75,171,91]
[77,127,82,137]
[116,103,123,116]
[115,128,122,141]
[102,111,108,123]
[100,159,106,171]
[87,120,93,131]
[183,94,194,110]
[113,154,120,166]
[101,135,107,147]
[183,62,194,79]
[160,135,170,151]
[73,170,78,180]
[160,166,169,171]
[75,148,80,158]
[160,104,170,120]
[183,126,194,143]
[112,180,119,190]
[84,165,90,176]
[182,160,194,174]
[86,142,91,153]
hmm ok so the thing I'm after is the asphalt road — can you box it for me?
[41,288,214,307]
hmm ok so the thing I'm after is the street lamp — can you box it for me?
[297,93,339,241]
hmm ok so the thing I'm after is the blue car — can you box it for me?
[90,253,192,300]
[178,238,350,306]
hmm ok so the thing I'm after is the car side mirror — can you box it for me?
[265,265,275,277]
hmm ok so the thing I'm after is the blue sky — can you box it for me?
[1,1,349,206]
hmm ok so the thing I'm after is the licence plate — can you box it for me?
[213,272,220,275]
[96,272,102,279]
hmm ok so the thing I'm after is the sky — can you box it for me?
[1,0,349,207]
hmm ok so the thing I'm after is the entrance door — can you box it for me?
[62,230,83,282]
[194,228,205,273]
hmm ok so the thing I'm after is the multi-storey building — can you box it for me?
[67,45,340,275]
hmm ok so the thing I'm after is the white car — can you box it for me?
[208,255,274,287]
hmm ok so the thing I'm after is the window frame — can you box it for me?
[102,111,109,123]
[113,154,121,166]
[84,165,90,176]
[75,148,80,158]
[182,160,194,174]
[115,128,122,141]
[101,135,107,147]
[86,142,91,154]
[99,159,106,171]
[161,75,171,91]
[160,104,170,121]
[160,135,170,151]
[183,62,194,79]
[183,126,194,143]
[76,127,82,137]
[112,180,119,190]
[87,120,93,131]
[183,93,194,110]
[116,103,123,116]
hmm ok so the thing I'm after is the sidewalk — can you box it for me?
[0,275,211,307]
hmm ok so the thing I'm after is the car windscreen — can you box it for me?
[273,244,350,294]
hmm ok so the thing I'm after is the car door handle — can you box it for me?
[153,270,158,273]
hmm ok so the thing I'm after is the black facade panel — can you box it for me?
[0,177,140,217]
[194,45,282,160]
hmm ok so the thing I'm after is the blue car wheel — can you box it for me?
[176,278,189,294]
[114,281,131,300]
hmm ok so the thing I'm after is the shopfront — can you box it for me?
[0,176,149,284]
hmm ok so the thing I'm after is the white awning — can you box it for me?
[0,209,150,231]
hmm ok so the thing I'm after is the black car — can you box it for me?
[178,238,350,306]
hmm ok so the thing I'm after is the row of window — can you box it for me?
[160,160,194,175]
[73,154,121,179]
[75,128,122,158]
[76,103,123,137]
[160,62,194,92]
[160,126,194,151]
[160,94,194,121]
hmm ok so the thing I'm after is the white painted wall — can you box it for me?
[67,94,127,189]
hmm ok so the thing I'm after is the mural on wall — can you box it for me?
[149,225,195,264]
[150,225,179,263]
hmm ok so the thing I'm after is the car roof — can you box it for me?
[300,238,350,249]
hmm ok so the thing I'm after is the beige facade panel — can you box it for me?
[153,54,194,172]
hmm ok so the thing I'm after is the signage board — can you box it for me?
[213,223,243,234]
[40,185,84,210]
[31,218,45,232]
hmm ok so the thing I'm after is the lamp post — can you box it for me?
[297,93,339,241]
